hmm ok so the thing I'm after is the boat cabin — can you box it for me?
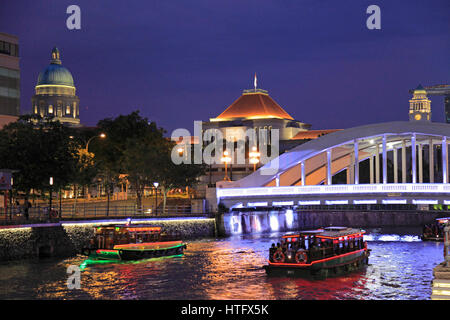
[92,225,162,249]
[272,227,366,262]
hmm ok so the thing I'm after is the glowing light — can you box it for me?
[230,215,242,234]
[298,200,320,205]
[325,200,348,205]
[217,183,449,199]
[285,209,294,229]
[247,202,268,207]
[382,199,407,204]
[353,199,377,204]
[272,201,294,206]
[269,213,279,231]
[413,199,438,205]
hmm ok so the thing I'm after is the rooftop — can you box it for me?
[211,89,294,121]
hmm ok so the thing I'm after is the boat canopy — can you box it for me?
[282,227,365,241]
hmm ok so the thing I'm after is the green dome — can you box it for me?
[36,47,75,87]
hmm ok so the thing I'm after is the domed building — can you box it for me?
[31,47,80,126]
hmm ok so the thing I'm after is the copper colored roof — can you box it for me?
[291,129,342,140]
[213,91,294,121]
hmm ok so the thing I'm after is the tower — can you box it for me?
[409,84,431,122]
[31,47,80,126]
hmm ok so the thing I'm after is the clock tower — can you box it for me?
[409,84,431,122]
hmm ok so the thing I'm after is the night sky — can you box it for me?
[1,1,449,135]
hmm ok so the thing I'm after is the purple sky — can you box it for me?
[1,0,449,134]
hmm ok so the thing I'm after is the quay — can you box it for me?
[431,224,450,300]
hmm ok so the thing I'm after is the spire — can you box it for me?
[254,73,257,91]
[51,47,61,65]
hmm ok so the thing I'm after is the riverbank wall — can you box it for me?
[0,217,216,261]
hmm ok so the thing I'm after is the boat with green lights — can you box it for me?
[263,227,370,279]
[81,224,187,261]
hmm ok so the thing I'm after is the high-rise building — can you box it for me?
[32,47,80,126]
[0,32,20,117]
[409,84,431,122]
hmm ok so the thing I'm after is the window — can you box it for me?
[48,105,53,113]
[66,106,71,114]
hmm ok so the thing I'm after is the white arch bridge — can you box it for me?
[215,121,450,210]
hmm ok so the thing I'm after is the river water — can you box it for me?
[0,226,443,300]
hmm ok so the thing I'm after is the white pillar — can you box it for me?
[276,174,280,187]
[393,148,398,183]
[369,156,374,184]
[354,140,359,184]
[402,139,407,183]
[443,136,448,184]
[418,144,423,183]
[327,149,332,185]
[375,144,380,184]
[429,139,434,183]
[301,161,305,186]
[382,135,387,184]
[411,134,417,184]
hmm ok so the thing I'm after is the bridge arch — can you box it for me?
[218,121,450,189]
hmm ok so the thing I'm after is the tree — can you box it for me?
[95,111,166,210]
[0,115,79,202]
[153,139,205,214]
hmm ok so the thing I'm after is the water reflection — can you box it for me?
[0,228,444,300]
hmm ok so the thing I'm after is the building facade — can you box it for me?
[32,47,80,126]
[175,84,340,191]
[409,84,431,122]
[0,32,20,117]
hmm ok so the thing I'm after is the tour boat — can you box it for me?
[263,227,370,279]
[421,217,449,242]
[81,224,187,261]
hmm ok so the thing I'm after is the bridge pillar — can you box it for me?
[412,134,417,184]
[354,140,359,184]
[327,149,332,185]
[382,134,387,184]
[369,155,374,184]
[375,143,380,183]
[443,136,448,184]
[393,148,398,183]
[418,143,423,183]
[402,139,407,183]
[429,139,434,183]
[300,161,305,186]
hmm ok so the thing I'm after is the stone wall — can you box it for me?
[0,218,216,261]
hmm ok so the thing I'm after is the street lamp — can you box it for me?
[85,133,106,152]
[153,182,159,215]
[249,146,260,172]
[221,150,232,181]
[49,176,53,212]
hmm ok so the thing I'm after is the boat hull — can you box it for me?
[264,249,370,279]
[81,241,187,261]
[421,235,443,242]
[118,243,187,261]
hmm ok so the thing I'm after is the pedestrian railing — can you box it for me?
[0,203,206,225]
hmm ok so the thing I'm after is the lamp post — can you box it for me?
[49,176,53,212]
[9,177,13,220]
[249,146,260,172]
[153,182,159,215]
[85,133,106,152]
[221,150,232,181]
